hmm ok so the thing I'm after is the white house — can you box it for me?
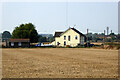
[52,27,85,47]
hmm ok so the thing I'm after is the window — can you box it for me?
[11,42,14,46]
[75,35,77,39]
[68,36,70,41]
[64,41,66,46]
[18,42,22,46]
[64,36,66,40]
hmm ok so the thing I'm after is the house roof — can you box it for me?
[71,28,85,36]
[54,32,63,37]
[9,39,30,42]
[54,27,85,37]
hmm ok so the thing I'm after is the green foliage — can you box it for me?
[12,23,39,43]
[2,31,11,39]
[2,31,11,42]
[48,37,54,42]
[38,35,47,42]
[110,33,115,36]
[38,35,54,42]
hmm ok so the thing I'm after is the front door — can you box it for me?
[64,41,66,46]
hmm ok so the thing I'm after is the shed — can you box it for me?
[8,39,30,48]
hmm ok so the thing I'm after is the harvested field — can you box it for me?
[2,48,118,78]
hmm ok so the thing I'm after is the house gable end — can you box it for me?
[60,28,84,37]
[71,28,85,36]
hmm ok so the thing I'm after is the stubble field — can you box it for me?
[2,48,118,78]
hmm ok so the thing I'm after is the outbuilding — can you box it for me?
[8,39,30,48]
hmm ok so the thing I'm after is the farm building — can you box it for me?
[8,39,30,48]
[52,27,85,47]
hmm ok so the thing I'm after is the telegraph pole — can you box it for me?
[87,29,89,47]
[87,29,88,41]
[111,30,112,34]
[104,30,106,44]
[111,30,113,42]
[66,0,68,27]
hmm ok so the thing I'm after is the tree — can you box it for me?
[100,33,104,35]
[48,37,54,42]
[2,31,11,39]
[38,35,47,42]
[110,33,115,36]
[2,31,11,42]
[12,23,39,43]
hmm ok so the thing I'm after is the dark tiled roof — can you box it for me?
[54,32,63,37]
[9,39,30,42]
[54,28,85,37]
[71,28,85,36]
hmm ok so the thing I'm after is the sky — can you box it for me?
[0,1,118,35]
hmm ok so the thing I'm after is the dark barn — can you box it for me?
[8,39,30,48]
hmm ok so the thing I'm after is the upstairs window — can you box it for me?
[75,35,78,40]
[68,36,70,41]
[64,36,66,40]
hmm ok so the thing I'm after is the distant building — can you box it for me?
[8,39,30,48]
[96,35,105,39]
[52,27,85,47]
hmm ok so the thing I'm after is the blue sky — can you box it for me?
[1,2,118,34]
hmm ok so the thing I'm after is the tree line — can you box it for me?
[2,23,119,43]
[2,23,54,43]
